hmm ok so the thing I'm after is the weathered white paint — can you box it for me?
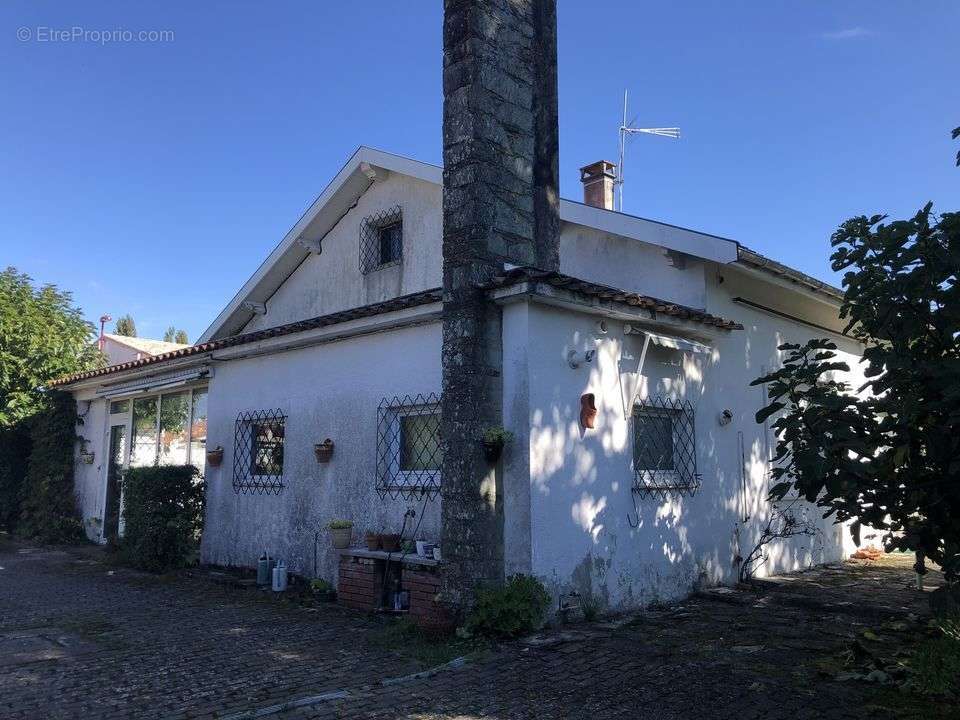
[73,391,109,541]
[200,148,742,341]
[241,172,442,333]
[499,268,867,610]
[200,320,443,582]
[66,154,870,612]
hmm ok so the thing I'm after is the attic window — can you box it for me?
[360,205,402,273]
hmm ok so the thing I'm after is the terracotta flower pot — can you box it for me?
[206,447,224,467]
[365,532,381,551]
[329,526,352,549]
[314,439,334,463]
[381,533,401,552]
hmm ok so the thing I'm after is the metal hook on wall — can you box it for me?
[626,489,642,529]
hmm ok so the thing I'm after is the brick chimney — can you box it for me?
[579,160,617,210]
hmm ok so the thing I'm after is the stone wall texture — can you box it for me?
[440,0,560,612]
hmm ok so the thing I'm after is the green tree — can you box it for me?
[114,314,137,337]
[754,188,960,582]
[0,267,101,427]
[163,326,188,344]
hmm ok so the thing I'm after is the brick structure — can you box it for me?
[440,0,561,613]
[338,553,452,631]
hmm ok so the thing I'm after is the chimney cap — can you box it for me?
[579,160,617,183]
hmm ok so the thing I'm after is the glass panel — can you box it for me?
[634,413,675,471]
[130,397,158,467]
[104,425,126,542]
[400,413,441,472]
[158,391,190,466]
[189,389,208,474]
[251,420,284,476]
[109,399,130,414]
[378,222,401,265]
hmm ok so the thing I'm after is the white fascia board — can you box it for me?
[558,199,739,265]
[198,148,443,344]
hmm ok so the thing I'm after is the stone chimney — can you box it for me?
[580,160,617,210]
[441,0,560,611]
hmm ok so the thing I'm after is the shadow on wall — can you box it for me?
[528,320,848,613]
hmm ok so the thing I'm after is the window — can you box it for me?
[632,397,700,499]
[109,399,130,414]
[189,389,208,475]
[376,393,441,499]
[233,409,285,494]
[125,388,208,470]
[360,205,402,273]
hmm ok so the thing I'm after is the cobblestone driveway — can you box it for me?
[0,538,944,719]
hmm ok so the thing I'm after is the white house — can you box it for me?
[98,333,190,366]
[54,147,866,614]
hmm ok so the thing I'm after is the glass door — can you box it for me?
[104,423,126,543]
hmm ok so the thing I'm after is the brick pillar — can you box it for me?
[440,0,560,613]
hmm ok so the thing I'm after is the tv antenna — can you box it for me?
[616,89,681,212]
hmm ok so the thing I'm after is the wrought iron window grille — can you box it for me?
[233,408,286,495]
[376,393,442,501]
[359,205,403,274]
[631,396,701,500]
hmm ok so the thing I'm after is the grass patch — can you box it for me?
[902,635,960,697]
[372,618,487,668]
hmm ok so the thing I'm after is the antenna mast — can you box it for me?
[616,89,681,212]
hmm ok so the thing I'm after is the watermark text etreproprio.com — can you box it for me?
[17,26,175,44]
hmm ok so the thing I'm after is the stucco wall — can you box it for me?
[242,173,442,333]
[240,171,709,337]
[558,223,707,309]
[74,392,108,541]
[201,321,443,583]
[501,270,867,611]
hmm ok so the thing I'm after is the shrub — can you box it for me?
[465,574,551,638]
[120,465,204,572]
[327,520,353,529]
[0,421,32,532]
[17,391,84,543]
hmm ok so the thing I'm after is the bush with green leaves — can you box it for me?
[753,129,960,582]
[16,391,85,543]
[119,465,204,572]
[465,574,551,638]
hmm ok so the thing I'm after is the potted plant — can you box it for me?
[364,531,381,551]
[481,427,514,463]
[381,533,401,552]
[314,439,335,463]
[328,520,353,549]
[206,446,224,467]
[310,578,337,602]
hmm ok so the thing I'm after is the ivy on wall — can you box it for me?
[16,391,85,543]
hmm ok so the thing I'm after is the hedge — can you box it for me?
[16,391,84,543]
[119,464,204,572]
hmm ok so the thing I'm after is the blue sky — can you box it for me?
[1,2,957,342]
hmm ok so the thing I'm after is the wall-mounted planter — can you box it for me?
[482,439,504,463]
[329,523,353,549]
[206,447,224,467]
[79,452,95,465]
[314,439,335,463]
